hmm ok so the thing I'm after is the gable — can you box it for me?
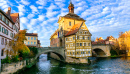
[80,23,88,30]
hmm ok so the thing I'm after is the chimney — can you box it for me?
[8,7,11,15]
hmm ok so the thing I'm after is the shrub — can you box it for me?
[1,56,11,64]
[19,45,30,59]
[110,50,118,56]
[29,47,38,56]
[11,55,19,62]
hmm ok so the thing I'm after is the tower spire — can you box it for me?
[68,0,74,13]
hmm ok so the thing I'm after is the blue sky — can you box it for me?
[0,0,130,47]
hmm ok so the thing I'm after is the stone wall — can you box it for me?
[66,57,88,64]
[1,58,35,74]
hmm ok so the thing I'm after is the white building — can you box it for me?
[0,7,20,60]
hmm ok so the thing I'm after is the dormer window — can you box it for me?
[69,22,71,26]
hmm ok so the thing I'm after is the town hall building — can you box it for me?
[50,1,92,59]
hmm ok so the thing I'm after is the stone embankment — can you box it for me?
[1,58,35,74]
[50,53,89,64]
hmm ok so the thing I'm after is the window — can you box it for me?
[1,49,4,56]
[28,42,29,44]
[68,52,69,54]
[83,36,84,40]
[73,52,75,55]
[85,32,87,34]
[34,42,36,44]
[31,42,33,44]
[28,37,30,40]
[2,15,5,22]
[80,43,82,46]
[76,43,79,46]
[80,32,82,34]
[88,51,90,54]
[0,14,2,20]
[88,37,90,40]
[77,36,79,40]
[1,38,4,45]
[6,19,9,25]
[81,51,82,54]
[69,22,71,26]
[83,51,85,54]
[34,37,36,40]
[88,43,90,46]
[84,43,86,46]
[66,38,68,41]
[77,52,79,54]
[31,37,33,40]
[70,52,71,55]
[66,44,68,47]
[73,37,75,40]
[2,27,4,33]
[6,30,8,35]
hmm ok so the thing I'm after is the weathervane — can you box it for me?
[70,0,72,3]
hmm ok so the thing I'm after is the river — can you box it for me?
[19,54,130,74]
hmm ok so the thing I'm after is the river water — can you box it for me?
[19,54,130,74]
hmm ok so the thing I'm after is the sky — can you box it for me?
[0,0,130,47]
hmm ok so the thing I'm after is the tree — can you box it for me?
[8,30,30,56]
[111,40,120,55]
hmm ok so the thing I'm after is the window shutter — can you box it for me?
[2,27,3,32]
[4,29,6,34]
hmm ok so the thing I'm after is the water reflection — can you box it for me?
[20,54,130,74]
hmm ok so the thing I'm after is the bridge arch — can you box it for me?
[92,48,107,57]
[92,45,111,57]
[36,48,66,61]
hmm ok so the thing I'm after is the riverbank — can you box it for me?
[1,58,36,74]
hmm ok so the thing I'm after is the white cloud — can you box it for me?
[38,6,43,9]
[46,3,59,18]
[0,0,9,11]
[36,0,47,6]
[17,4,26,16]
[38,15,45,21]
[21,0,30,5]
[27,14,35,19]
[30,5,38,13]
[20,17,28,24]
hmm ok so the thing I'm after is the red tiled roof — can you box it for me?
[25,33,38,36]
[65,22,83,36]
[10,13,19,23]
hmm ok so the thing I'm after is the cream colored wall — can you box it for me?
[65,35,76,57]
[65,24,92,58]
[24,36,37,45]
[58,17,85,33]
[76,29,92,58]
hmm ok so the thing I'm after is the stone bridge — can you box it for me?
[36,47,66,61]
[92,44,112,57]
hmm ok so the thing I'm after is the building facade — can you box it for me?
[50,1,92,58]
[0,7,20,59]
[92,36,116,45]
[24,33,41,47]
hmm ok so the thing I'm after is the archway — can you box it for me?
[92,48,107,57]
[37,51,65,61]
